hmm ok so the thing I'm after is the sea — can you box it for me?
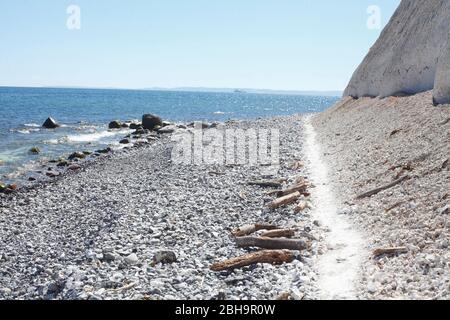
[0,86,340,182]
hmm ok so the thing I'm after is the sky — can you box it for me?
[0,0,400,91]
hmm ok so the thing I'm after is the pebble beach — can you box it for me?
[0,115,326,300]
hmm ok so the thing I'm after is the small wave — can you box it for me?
[0,152,21,163]
[44,139,60,144]
[66,130,121,143]
[5,160,40,180]
[24,123,40,127]
[11,127,40,134]
[213,111,226,115]
[75,125,98,131]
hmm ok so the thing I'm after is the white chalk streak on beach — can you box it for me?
[303,115,364,300]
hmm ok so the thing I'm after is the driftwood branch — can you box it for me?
[260,229,296,238]
[268,192,301,209]
[277,183,308,198]
[210,250,294,271]
[294,201,309,213]
[356,176,410,199]
[235,236,309,251]
[231,224,279,237]
[373,247,408,258]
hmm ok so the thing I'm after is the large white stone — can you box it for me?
[344,0,450,104]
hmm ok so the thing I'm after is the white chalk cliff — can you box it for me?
[344,0,450,104]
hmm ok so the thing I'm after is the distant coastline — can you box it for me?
[0,85,342,97]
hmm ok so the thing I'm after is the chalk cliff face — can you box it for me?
[344,0,450,104]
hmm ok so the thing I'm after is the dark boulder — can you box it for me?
[29,147,41,154]
[96,147,112,154]
[133,128,150,135]
[42,117,60,129]
[119,138,130,144]
[129,123,142,130]
[57,160,69,167]
[68,152,86,160]
[121,123,130,128]
[142,114,163,131]
[108,120,122,129]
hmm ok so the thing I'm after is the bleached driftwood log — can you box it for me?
[235,236,309,251]
[294,201,308,213]
[231,224,279,237]
[210,250,294,271]
[268,192,301,209]
[277,183,308,198]
[260,229,296,238]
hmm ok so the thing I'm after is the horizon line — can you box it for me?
[0,85,343,97]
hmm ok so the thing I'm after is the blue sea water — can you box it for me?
[0,86,339,182]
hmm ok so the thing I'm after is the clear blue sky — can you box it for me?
[0,0,400,91]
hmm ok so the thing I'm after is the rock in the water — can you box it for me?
[57,160,69,167]
[121,123,129,128]
[210,122,221,128]
[96,147,112,154]
[129,123,142,130]
[142,114,163,131]
[119,138,130,144]
[42,117,60,129]
[152,251,177,266]
[109,120,122,129]
[134,129,150,135]
[68,152,86,160]
[0,183,7,193]
[29,147,40,154]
